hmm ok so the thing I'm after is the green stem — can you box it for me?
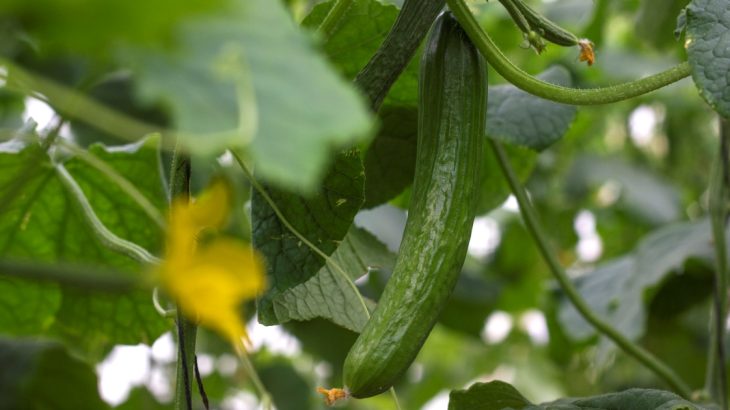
[0,259,141,292]
[446,0,691,105]
[318,0,354,38]
[169,144,197,410]
[55,164,159,265]
[237,349,274,409]
[708,119,730,409]
[489,139,693,398]
[57,139,165,229]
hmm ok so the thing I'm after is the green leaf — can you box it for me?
[302,0,420,107]
[635,0,688,49]
[0,338,107,410]
[478,142,537,215]
[126,0,373,192]
[270,226,394,332]
[253,150,365,326]
[0,139,168,354]
[487,66,577,150]
[559,219,715,359]
[0,0,222,59]
[449,381,707,410]
[565,155,682,225]
[686,0,730,117]
[363,106,418,208]
[448,381,532,410]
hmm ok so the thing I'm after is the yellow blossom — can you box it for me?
[158,179,266,347]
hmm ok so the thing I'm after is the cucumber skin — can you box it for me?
[343,12,487,399]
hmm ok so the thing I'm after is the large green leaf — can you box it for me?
[125,0,373,192]
[487,66,577,150]
[0,338,107,410]
[685,0,730,117]
[559,219,715,359]
[0,139,168,354]
[252,150,365,326]
[302,0,420,107]
[448,381,706,410]
[271,226,394,332]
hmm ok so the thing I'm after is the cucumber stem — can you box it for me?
[707,118,730,409]
[446,0,691,105]
[489,139,693,398]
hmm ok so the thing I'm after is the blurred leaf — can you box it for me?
[565,155,682,225]
[257,353,315,410]
[559,219,715,360]
[116,387,168,410]
[487,66,577,151]
[268,226,394,332]
[686,0,730,117]
[0,0,221,59]
[253,150,365,326]
[125,0,373,191]
[448,380,706,409]
[0,139,168,355]
[437,272,502,337]
[478,143,537,215]
[363,106,417,208]
[284,319,358,383]
[0,338,107,410]
[635,0,688,49]
[302,0,420,107]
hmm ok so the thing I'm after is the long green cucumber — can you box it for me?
[354,0,445,111]
[343,11,486,398]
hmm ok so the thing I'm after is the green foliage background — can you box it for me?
[0,0,727,408]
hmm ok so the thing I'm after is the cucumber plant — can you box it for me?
[0,0,729,409]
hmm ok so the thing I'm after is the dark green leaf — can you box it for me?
[253,150,365,326]
[363,106,418,208]
[302,0,420,107]
[487,66,577,150]
[269,226,394,332]
[0,139,168,354]
[448,381,532,410]
[257,353,315,410]
[449,381,707,410]
[635,0,688,49]
[125,0,373,191]
[686,0,730,117]
[0,338,108,410]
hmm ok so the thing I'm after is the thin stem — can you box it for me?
[235,344,273,410]
[57,139,165,229]
[708,118,730,409]
[169,144,197,410]
[0,259,141,292]
[55,164,160,265]
[389,388,402,410]
[318,0,354,39]
[446,0,691,105]
[489,139,693,398]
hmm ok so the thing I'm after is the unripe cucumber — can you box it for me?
[343,11,486,398]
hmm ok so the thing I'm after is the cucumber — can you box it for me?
[343,11,486,398]
[354,0,445,111]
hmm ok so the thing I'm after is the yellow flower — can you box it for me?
[158,179,266,346]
